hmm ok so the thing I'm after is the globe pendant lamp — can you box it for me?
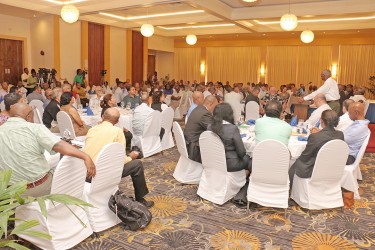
[141,24,154,37]
[61,5,79,24]
[300,30,314,43]
[186,34,197,45]
[280,0,297,31]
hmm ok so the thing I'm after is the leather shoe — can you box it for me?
[137,198,154,208]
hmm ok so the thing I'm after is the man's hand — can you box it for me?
[129,151,138,160]
[310,127,320,134]
[298,97,305,103]
[84,156,96,178]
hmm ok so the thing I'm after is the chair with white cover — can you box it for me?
[83,142,126,232]
[225,100,242,123]
[56,111,85,142]
[29,99,44,117]
[247,140,290,209]
[172,122,203,184]
[197,131,246,205]
[33,108,43,124]
[15,156,92,250]
[161,107,175,150]
[245,101,260,121]
[131,110,162,158]
[291,140,349,210]
[341,131,371,199]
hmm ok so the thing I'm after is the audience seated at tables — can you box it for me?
[186,91,204,122]
[262,86,283,104]
[132,93,164,140]
[289,110,343,187]
[306,94,331,128]
[123,86,141,109]
[208,103,252,172]
[344,102,370,164]
[60,92,90,136]
[350,87,366,103]
[114,81,127,106]
[84,108,153,208]
[336,99,354,131]
[151,90,168,112]
[43,87,62,133]
[88,86,102,109]
[0,93,23,126]
[255,100,292,145]
[225,86,243,103]
[0,103,96,197]
[74,83,89,107]
[184,95,218,163]
[27,86,46,104]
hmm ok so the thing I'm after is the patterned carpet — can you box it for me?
[71,149,375,250]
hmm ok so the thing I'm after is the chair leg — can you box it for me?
[341,206,345,214]
[284,208,287,218]
[246,201,250,213]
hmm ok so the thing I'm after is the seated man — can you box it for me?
[88,86,102,109]
[0,103,96,197]
[350,87,366,103]
[255,101,292,145]
[289,110,343,187]
[43,87,62,132]
[73,83,89,107]
[261,86,283,105]
[344,102,370,164]
[186,91,204,122]
[43,89,54,109]
[336,99,354,131]
[123,86,141,109]
[306,93,331,128]
[184,95,218,163]
[84,108,153,208]
[245,86,260,105]
[26,86,46,103]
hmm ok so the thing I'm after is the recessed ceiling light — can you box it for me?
[45,0,85,4]
[99,10,204,21]
[243,0,257,2]
[158,23,235,30]
[254,15,375,25]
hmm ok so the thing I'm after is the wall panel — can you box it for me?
[88,22,104,86]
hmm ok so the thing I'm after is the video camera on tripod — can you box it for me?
[38,68,57,84]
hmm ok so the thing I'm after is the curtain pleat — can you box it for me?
[174,48,201,82]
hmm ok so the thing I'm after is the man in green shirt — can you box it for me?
[0,103,96,197]
[255,101,292,146]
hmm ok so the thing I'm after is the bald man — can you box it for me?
[306,93,331,128]
[186,91,204,122]
[344,102,370,164]
[84,108,154,208]
[0,103,96,197]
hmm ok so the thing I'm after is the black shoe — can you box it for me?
[137,198,154,208]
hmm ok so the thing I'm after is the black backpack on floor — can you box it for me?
[108,190,152,231]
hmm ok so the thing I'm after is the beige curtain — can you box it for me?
[206,47,260,84]
[339,45,375,98]
[174,48,201,82]
[297,46,332,87]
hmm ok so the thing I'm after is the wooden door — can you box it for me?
[148,55,155,82]
[0,39,23,85]
[88,22,104,86]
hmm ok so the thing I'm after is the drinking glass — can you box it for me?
[120,102,125,109]
[126,102,131,110]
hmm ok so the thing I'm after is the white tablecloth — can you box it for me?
[80,108,133,132]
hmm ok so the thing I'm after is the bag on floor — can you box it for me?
[108,190,152,231]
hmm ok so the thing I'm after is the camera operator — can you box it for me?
[74,69,85,88]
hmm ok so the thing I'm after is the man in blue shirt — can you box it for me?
[344,102,370,164]
[186,91,204,122]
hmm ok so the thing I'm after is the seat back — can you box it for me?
[29,100,44,117]
[245,101,260,121]
[162,107,174,132]
[143,111,162,137]
[173,122,188,158]
[351,131,371,167]
[310,140,348,183]
[33,108,43,124]
[252,140,290,185]
[51,156,87,197]
[89,142,126,193]
[225,100,242,123]
[56,111,76,139]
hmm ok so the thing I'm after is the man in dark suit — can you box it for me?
[184,95,218,163]
[289,110,344,187]
[43,88,62,132]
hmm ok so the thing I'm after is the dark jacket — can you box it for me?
[151,103,162,112]
[42,99,60,128]
[292,127,344,178]
[245,92,260,106]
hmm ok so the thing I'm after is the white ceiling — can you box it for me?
[0,0,374,37]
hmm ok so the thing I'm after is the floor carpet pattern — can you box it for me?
[70,149,375,250]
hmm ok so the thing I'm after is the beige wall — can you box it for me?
[59,19,81,83]
[0,14,31,68]
[155,51,174,80]
[109,26,127,86]
[30,15,54,70]
[148,35,174,53]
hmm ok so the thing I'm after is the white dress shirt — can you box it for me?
[114,87,127,104]
[132,103,154,136]
[350,95,366,103]
[21,73,29,87]
[203,90,211,98]
[306,103,331,127]
[304,77,340,101]
[336,112,354,131]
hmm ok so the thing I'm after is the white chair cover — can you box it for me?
[172,122,203,184]
[29,99,44,116]
[33,108,43,124]
[83,142,126,232]
[161,107,175,150]
[56,111,85,141]
[245,101,260,121]
[341,131,371,199]
[164,95,171,106]
[291,140,349,210]
[225,100,242,123]
[15,156,92,250]
[247,140,290,208]
[131,111,162,158]
[197,131,246,205]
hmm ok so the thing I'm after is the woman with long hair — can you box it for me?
[100,93,117,117]
[210,103,251,172]
[151,91,168,112]
[60,92,89,136]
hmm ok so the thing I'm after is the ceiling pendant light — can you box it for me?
[280,0,298,31]
[61,5,80,24]
[141,24,154,37]
[186,34,197,45]
[300,30,314,43]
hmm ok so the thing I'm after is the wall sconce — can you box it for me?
[331,64,337,77]
[260,65,265,76]
[200,62,205,75]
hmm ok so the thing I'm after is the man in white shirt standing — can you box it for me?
[306,94,331,128]
[336,99,354,131]
[114,82,127,106]
[21,68,29,88]
[301,69,340,114]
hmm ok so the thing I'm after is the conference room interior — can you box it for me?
[0,0,375,249]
